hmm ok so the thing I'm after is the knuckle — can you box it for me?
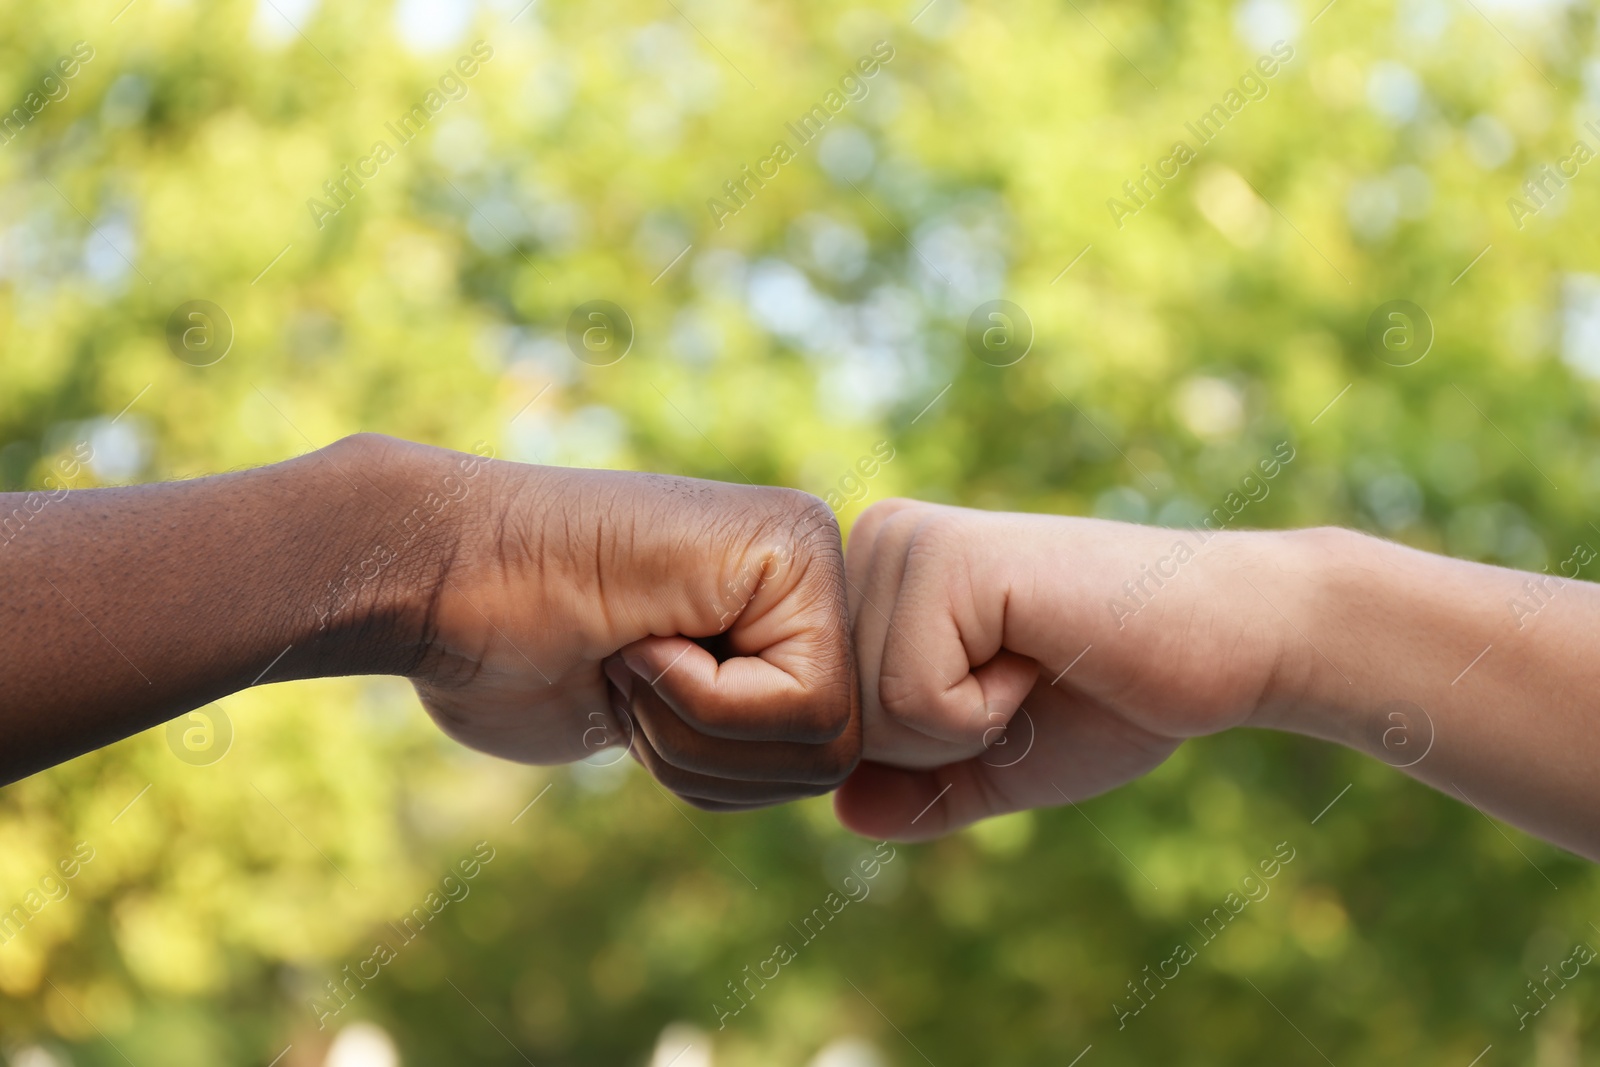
[878,673,986,747]
[647,724,721,776]
[877,671,925,724]
[876,503,923,542]
[787,734,859,787]
[751,486,834,532]
[818,744,861,786]
[673,691,734,734]
[906,510,963,557]
[773,779,838,800]
[772,484,831,517]
[651,759,717,798]
[649,731,697,771]
[801,780,839,800]
[778,491,843,548]
[858,497,917,528]
[785,685,854,744]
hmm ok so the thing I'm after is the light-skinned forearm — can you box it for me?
[1253,528,1600,860]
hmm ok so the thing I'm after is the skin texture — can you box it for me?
[9,445,1600,857]
[834,499,1600,862]
[0,434,859,806]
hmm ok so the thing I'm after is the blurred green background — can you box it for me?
[3,0,1599,1062]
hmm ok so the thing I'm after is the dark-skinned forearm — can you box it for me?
[0,435,469,784]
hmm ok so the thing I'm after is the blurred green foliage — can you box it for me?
[3,0,1600,1062]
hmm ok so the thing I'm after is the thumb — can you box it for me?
[871,647,1041,758]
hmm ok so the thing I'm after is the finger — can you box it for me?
[627,660,861,786]
[603,653,634,702]
[622,634,852,745]
[844,498,921,620]
[834,685,1181,840]
[846,503,920,733]
[582,662,637,764]
[716,506,857,745]
[832,760,989,842]
[670,797,799,813]
[621,650,850,804]
[629,714,836,808]
[849,503,1012,763]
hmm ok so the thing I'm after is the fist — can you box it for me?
[835,499,1283,840]
[391,440,860,811]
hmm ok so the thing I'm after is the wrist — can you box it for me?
[1013,516,1306,737]
[1247,525,1421,750]
[297,434,483,680]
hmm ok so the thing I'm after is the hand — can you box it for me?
[361,437,860,811]
[833,499,1293,839]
